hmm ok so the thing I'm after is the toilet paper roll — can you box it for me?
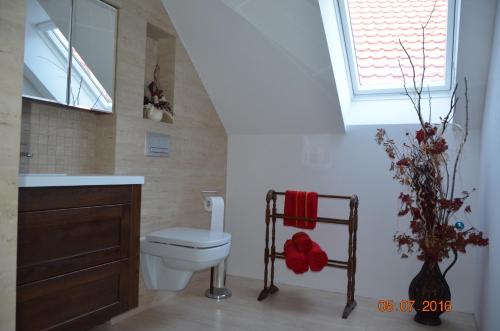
[204,196,224,233]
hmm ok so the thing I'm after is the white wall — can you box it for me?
[476,1,500,329]
[161,0,495,316]
[226,125,482,313]
[162,0,345,135]
[454,0,498,130]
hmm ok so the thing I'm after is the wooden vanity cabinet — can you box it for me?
[16,185,141,331]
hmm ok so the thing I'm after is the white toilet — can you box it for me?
[140,227,231,291]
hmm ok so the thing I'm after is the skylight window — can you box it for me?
[337,0,456,95]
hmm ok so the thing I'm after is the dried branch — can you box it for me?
[399,40,426,129]
[398,59,416,109]
[427,86,432,123]
[90,90,104,110]
[420,26,426,94]
[75,77,83,104]
[441,83,459,134]
[399,41,419,97]
[423,0,438,29]
[446,78,469,225]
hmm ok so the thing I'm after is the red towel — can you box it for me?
[283,240,309,274]
[292,232,313,253]
[307,241,328,272]
[284,190,318,229]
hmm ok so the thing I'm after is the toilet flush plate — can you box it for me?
[145,132,170,157]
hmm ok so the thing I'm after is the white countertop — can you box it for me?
[19,174,145,187]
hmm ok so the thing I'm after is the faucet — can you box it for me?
[20,152,33,158]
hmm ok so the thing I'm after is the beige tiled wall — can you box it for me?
[109,0,228,311]
[15,0,228,318]
[0,0,25,329]
[20,102,98,174]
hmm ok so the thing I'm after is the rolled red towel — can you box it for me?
[284,240,309,274]
[292,232,313,253]
[307,241,328,272]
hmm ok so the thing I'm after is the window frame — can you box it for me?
[335,0,458,97]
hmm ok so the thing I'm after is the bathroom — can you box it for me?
[1,0,500,330]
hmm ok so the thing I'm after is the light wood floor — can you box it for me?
[92,276,476,331]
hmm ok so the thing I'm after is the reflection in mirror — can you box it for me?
[22,0,117,113]
[23,0,72,104]
[70,0,116,112]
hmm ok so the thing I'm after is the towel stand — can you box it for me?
[257,189,359,319]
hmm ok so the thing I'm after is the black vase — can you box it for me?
[409,261,451,326]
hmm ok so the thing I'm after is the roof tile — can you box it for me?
[346,0,449,87]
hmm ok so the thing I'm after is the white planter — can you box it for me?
[145,105,163,122]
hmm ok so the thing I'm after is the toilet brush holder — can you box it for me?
[205,260,231,300]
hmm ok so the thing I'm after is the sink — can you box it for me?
[19,173,67,176]
[19,174,144,188]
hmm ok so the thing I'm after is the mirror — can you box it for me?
[22,0,117,113]
[23,0,72,105]
[69,0,116,111]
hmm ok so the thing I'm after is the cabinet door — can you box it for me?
[18,204,130,284]
[17,260,130,331]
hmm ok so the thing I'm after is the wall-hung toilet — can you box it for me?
[140,227,231,291]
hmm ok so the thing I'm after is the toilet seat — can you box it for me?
[146,227,231,249]
[140,227,231,291]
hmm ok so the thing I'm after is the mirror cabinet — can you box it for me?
[23,0,117,113]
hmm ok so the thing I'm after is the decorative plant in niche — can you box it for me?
[374,8,488,327]
[144,64,174,122]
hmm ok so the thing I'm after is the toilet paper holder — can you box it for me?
[202,190,218,208]
[201,190,218,198]
[201,190,232,300]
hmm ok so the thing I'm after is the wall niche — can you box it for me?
[143,23,176,124]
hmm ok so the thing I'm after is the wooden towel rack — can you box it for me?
[257,189,359,319]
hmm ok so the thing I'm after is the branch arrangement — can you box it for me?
[375,8,488,263]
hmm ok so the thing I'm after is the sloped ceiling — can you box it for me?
[161,0,345,135]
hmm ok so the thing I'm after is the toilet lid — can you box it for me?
[146,227,231,248]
